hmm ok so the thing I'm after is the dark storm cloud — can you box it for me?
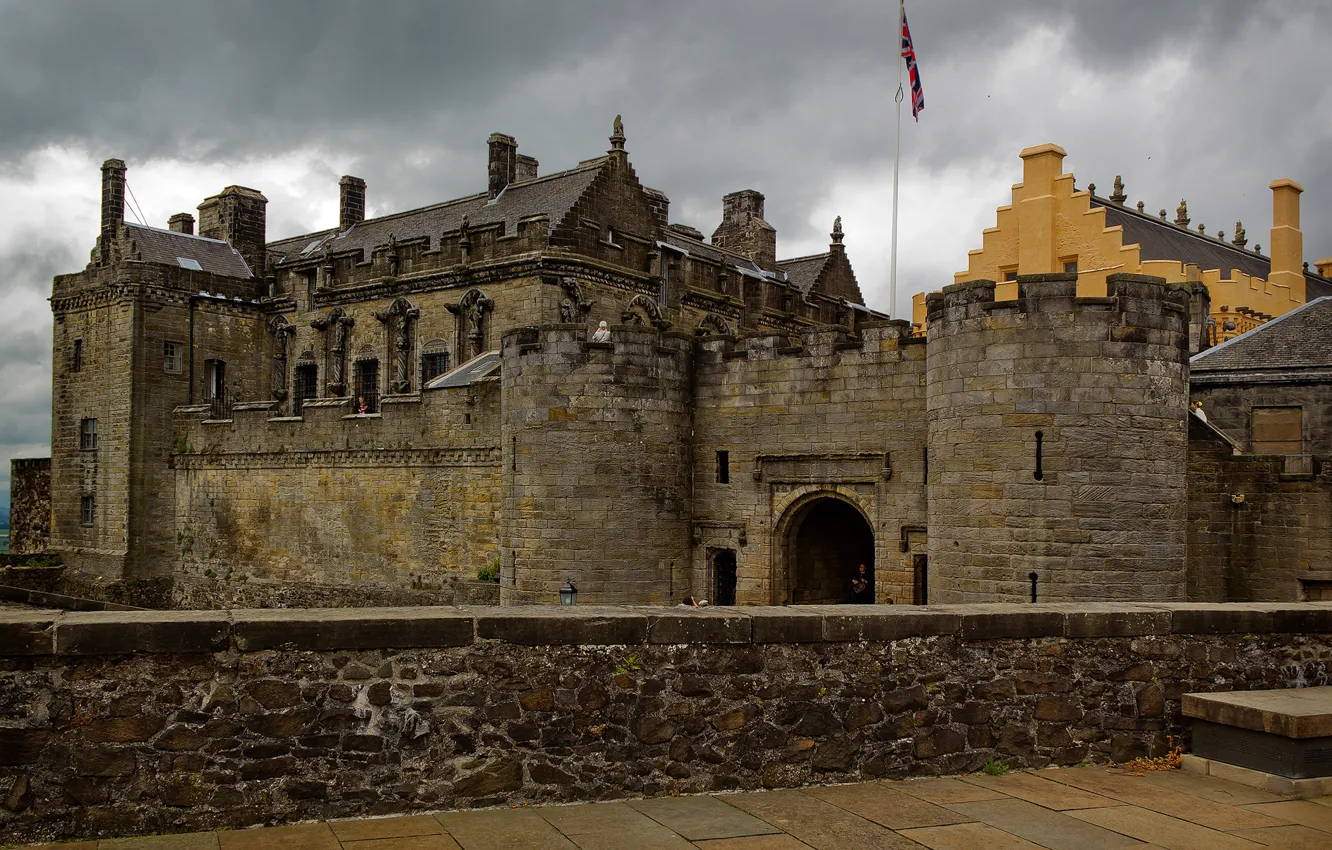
[2,0,1331,482]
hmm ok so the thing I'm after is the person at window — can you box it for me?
[1190,401,1207,423]
[850,563,872,603]
[357,396,368,415]
[591,321,612,343]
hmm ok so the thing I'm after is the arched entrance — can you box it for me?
[784,495,875,604]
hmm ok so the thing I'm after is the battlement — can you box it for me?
[694,319,920,367]
[927,272,1191,327]
[501,322,693,363]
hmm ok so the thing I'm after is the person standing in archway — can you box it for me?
[850,563,872,604]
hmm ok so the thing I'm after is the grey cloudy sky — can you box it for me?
[2,0,1330,515]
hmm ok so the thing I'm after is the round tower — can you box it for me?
[925,273,1191,602]
[499,324,693,605]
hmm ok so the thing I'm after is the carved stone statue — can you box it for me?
[321,243,335,286]
[448,289,494,359]
[268,316,295,403]
[558,277,592,322]
[458,216,472,264]
[1175,199,1190,228]
[386,232,399,277]
[311,307,354,396]
[1233,221,1247,248]
[374,297,419,393]
[1110,175,1127,205]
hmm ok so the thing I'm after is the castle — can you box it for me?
[15,119,1330,608]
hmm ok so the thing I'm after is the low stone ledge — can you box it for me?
[3,603,1332,656]
[643,608,752,644]
[54,610,231,655]
[0,610,57,655]
[474,607,648,645]
[232,607,474,651]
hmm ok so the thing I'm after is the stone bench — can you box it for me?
[1182,685,1332,798]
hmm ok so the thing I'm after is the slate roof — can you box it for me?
[1093,198,1332,301]
[777,252,832,296]
[657,229,778,281]
[1191,296,1332,372]
[123,223,253,278]
[426,350,501,389]
[267,159,609,264]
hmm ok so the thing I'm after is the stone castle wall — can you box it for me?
[2,602,1329,845]
[1186,420,1332,601]
[8,459,51,555]
[500,324,694,604]
[171,379,502,605]
[926,274,1192,602]
[690,321,928,604]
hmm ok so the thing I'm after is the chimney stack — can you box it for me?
[515,155,539,183]
[488,133,518,199]
[99,158,126,265]
[198,185,268,277]
[1268,179,1305,301]
[339,175,366,231]
[710,189,777,268]
[168,213,195,235]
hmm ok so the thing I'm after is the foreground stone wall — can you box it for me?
[2,602,1329,844]
[8,459,51,555]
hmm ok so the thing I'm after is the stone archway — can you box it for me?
[774,490,875,604]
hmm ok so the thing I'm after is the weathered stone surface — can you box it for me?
[232,608,473,651]
[474,608,647,645]
[0,612,57,655]
[55,611,230,655]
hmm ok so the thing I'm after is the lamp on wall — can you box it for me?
[559,580,578,606]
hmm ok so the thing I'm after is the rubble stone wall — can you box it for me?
[2,602,1329,844]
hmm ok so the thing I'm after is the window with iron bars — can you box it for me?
[354,359,379,414]
[421,351,450,386]
[294,363,318,413]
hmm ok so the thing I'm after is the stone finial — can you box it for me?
[831,216,843,243]
[1088,182,1096,195]
[1255,244,1262,255]
[1217,229,1226,243]
[1159,209,1168,220]
[610,115,626,152]
[1304,261,1310,273]
[1137,201,1145,213]
[1198,223,1206,235]
[1232,220,1247,248]
[1175,199,1190,227]
[1110,175,1127,205]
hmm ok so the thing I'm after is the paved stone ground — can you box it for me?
[12,766,1332,849]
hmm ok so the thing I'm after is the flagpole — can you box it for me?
[889,0,904,320]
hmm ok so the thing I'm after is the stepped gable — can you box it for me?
[1096,198,1332,300]
[1191,295,1332,372]
[122,222,254,277]
[265,157,609,264]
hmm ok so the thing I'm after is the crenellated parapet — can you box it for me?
[926,272,1192,603]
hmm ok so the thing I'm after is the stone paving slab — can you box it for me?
[945,798,1145,850]
[12,766,1328,849]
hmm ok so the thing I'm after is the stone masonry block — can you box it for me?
[644,608,752,644]
[55,610,231,655]
[0,610,57,655]
[232,607,474,651]
[475,606,648,645]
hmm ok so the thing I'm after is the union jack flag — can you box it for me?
[901,9,924,121]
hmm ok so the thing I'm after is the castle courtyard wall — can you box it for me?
[1,603,1329,845]
[690,322,928,605]
[7,459,51,555]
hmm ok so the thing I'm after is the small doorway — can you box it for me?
[713,549,737,606]
[913,554,929,605]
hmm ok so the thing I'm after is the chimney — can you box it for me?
[339,175,366,231]
[711,189,777,268]
[168,213,195,235]
[1268,179,1305,301]
[99,158,126,265]
[487,133,518,199]
[198,185,267,276]
[515,155,539,183]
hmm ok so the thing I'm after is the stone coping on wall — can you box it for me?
[3,602,1330,657]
